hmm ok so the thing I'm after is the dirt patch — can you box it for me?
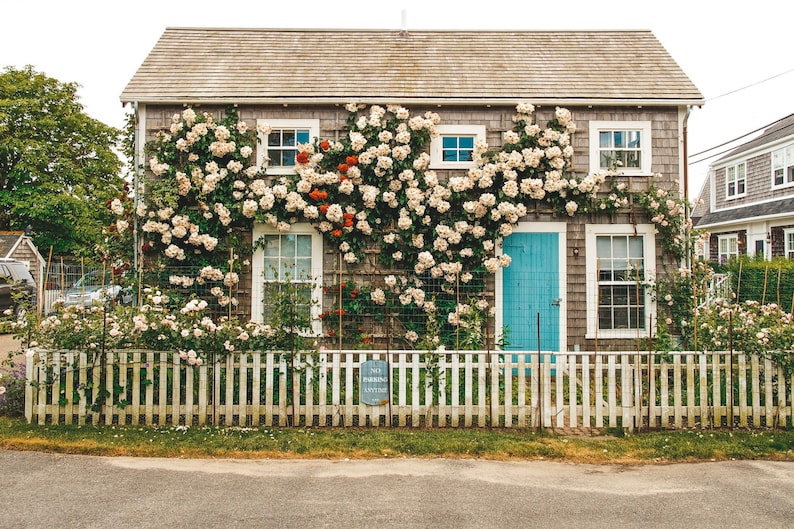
[0,333,23,372]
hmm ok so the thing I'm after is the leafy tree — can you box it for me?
[0,65,125,255]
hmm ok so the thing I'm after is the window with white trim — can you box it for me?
[585,224,656,338]
[785,229,794,259]
[772,145,794,187]
[430,125,486,169]
[718,234,739,263]
[725,163,746,198]
[256,119,319,175]
[251,223,323,334]
[589,121,652,175]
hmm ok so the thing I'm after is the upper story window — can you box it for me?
[785,229,794,260]
[257,119,320,175]
[718,234,739,263]
[725,162,746,199]
[772,145,794,188]
[430,125,486,169]
[589,121,652,175]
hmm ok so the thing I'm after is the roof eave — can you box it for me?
[120,96,705,107]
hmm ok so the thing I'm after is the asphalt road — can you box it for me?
[1,451,793,528]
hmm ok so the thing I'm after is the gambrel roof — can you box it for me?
[121,28,703,106]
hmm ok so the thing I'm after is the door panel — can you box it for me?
[502,232,560,353]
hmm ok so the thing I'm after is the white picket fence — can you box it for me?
[25,349,794,430]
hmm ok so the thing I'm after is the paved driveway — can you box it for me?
[2,451,793,528]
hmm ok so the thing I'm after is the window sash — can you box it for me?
[726,163,746,197]
[718,235,738,262]
[267,129,311,167]
[772,146,794,186]
[596,235,646,330]
[786,230,794,259]
[598,130,642,170]
[441,135,475,162]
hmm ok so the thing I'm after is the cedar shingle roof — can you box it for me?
[121,28,703,106]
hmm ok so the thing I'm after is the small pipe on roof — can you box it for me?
[400,10,408,37]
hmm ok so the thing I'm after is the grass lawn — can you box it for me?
[1,418,793,464]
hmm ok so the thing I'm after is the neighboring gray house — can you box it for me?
[121,28,703,351]
[693,114,794,262]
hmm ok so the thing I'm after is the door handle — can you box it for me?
[551,298,562,306]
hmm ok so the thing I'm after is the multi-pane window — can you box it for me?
[430,125,485,168]
[598,130,642,170]
[256,119,319,175]
[596,235,646,330]
[726,163,746,198]
[441,135,475,162]
[718,234,738,263]
[589,121,651,175]
[785,229,794,260]
[267,128,310,167]
[252,224,322,333]
[772,145,794,187]
[259,232,314,322]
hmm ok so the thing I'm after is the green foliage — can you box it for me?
[2,419,793,462]
[693,298,794,374]
[0,66,125,255]
[719,257,794,309]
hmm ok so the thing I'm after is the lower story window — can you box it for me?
[785,229,794,259]
[597,235,646,330]
[251,223,323,334]
[586,224,656,338]
[718,234,738,263]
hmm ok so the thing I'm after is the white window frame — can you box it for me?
[784,228,794,260]
[256,119,320,175]
[430,125,486,169]
[772,145,794,189]
[718,234,739,263]
[725,162,746,199]
[588,121,652,176]
[585,224,656,339]
[251,222,324,335]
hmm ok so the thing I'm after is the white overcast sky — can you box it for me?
[2,0,793,197]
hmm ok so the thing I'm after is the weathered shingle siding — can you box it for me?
[142,102,683,348]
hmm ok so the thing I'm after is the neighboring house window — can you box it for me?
[772,145,794,187]
[718,234,739,263]
[785,229,794,259]
[725,163,746,198]
[251,223,323,334]
[585,224,656,338]
[430,125,486,169]
[589,121,652,175]
[256,119,320,175]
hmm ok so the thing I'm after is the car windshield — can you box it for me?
[72,272,116,288]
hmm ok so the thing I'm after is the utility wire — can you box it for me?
[688,68,794,161]
[704,68,794,103]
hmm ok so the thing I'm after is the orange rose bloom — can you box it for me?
[319,140,331,151]
[296,151,309,164]
[346,155,358,166]
[337,163,349,173]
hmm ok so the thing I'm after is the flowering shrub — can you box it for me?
[693,299,794,374]
[102,101,697,350]
[636,185,691,260]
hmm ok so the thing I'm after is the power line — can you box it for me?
[705,68,794,103]
[688,113,794,162]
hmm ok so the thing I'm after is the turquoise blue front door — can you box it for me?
[502,232,560,355]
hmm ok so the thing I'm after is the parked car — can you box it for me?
[62,270,133,308]
[0,258,37,318]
